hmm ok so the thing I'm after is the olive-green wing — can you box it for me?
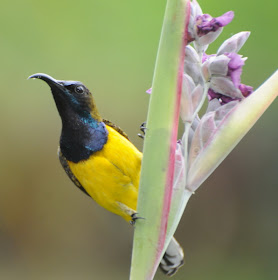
[102,119,129,140]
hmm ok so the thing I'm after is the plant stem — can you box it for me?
[129,1,190,279]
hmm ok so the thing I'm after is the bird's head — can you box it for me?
[28,73,101,123]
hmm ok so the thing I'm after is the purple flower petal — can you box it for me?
[229,67,242,88]
[208,86,243,105]
[196,11,234,36]
[208,88,239,105]
[208,88,222,101]
[146,88,152,94]
[239,84,253,97]
[226,53,245,88]
[215,11,234,27]
[227,53,245,70]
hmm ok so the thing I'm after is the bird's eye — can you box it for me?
[75,85,85,94]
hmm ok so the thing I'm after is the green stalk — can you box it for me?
[129,1,190,279]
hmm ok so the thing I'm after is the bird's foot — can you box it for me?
[130,212,145,225]
[138,122,147,139]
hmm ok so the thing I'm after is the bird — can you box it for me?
[29,73,184,276]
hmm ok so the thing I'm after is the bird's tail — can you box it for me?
[159,237,184,276]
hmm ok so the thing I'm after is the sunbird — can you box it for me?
[29,73,184,276]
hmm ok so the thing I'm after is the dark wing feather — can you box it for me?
[58,147,90,197]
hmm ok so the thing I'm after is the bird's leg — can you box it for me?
[138,122,147,139]
[116,202,145,225]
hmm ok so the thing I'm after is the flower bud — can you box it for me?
[184,46,203,85]
[217,32,251,55]
[208,54,230,76]
[210,76,243,99]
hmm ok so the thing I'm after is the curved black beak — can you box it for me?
[28,73,63,89]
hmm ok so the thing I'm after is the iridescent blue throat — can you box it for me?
[60,112,108,163]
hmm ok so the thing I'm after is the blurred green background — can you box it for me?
[0,0,277,279]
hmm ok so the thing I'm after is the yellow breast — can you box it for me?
[67,125,142,222]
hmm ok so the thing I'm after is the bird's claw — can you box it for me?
[130,212,145,225]
[138,122,147,139]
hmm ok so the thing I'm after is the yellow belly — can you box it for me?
[67,125,142,222]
